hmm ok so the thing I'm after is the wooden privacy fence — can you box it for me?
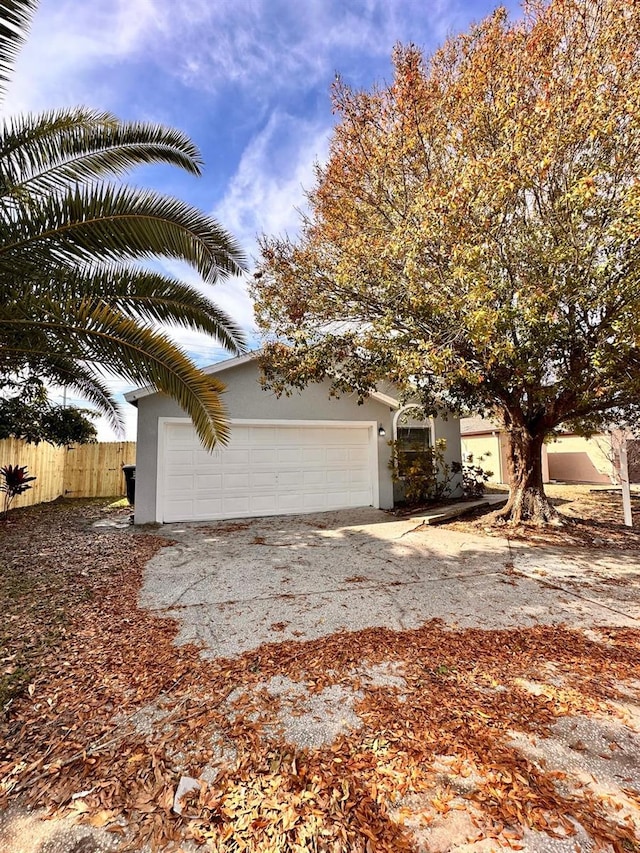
[0,439,136,510]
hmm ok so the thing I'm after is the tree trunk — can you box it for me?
[493,427,560,525]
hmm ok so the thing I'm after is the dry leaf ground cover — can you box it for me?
[1,492,640,852]
[461,484,640,550]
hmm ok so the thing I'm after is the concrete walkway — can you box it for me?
[408,492,508,524]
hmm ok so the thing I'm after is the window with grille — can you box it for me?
[396,425,432,476]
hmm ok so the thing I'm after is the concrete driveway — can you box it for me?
[136,510,640,850]
[141,508,640,658]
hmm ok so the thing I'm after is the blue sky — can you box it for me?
[8,0,519,438]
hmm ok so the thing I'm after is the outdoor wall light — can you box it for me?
[378,425,386,437]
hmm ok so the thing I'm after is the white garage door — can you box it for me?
[159,420,377,523]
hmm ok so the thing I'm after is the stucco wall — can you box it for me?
[461,434,504,483]
[435,412,464,494]
[546,434,614,484]
[133,361,396,523]
[463,431,615,486]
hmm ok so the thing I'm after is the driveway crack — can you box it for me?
[151,569,507,613]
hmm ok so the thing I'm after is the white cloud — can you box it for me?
[5,0,166,112]
[214,111,330,254]
[162,0,469,96]
[6,0,476,115]
[200,111,332,352]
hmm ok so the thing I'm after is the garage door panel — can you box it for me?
[197,460,224,475]
[279,470,304,486]
[223,472,251,489]
[303,492,328,508]
[252,472,278,488]
[165,474,194,491]
[165,427,194,449]
[299,429,325,445]
[248,426,275,443]
[161,421,375,522]
[303,470,327,485]
[166,449,194,467]
[166,498,193,518]
[326,448,349,464]
[193,498,223,516]
[326,490,351,504]
[195,474,223,490]
[326,430,354,445]
[196,462,224,477]
[250,448,274,464]
[250,494,278,512]
[277,448,302,465]
[222,449,251,465]
[225,496,252,513]
[195,488,224,501]
[193,447,216,464]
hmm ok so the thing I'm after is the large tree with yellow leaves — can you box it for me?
[254,0,640,524]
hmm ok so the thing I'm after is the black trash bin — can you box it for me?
[122,464,136,506]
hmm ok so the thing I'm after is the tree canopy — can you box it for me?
[0,377,97,445]
[0,0,247,450]
[254,0,640,522]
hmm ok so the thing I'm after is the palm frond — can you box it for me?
[41,265,247,355]
[37,353,123,433]
[0,183,247,282]
[0,321,124,432]
[0,299,231,447]
[0,8,247,435]
[0,348,125,433]
[0,0,37,104]
[0,109,204,196]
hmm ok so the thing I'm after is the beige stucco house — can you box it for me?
[460,417,620,485]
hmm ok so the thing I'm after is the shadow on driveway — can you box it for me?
[141,508,640,658]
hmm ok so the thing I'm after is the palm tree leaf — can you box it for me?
[0,299,231,447]
[0,109,204,196]
[0,9,247,439]
[1,264,247,356]
[0,320,125,432]
[0,0,36,105]
[43,265,248,355]
[36,353,123,432]
[0,183,247,282]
